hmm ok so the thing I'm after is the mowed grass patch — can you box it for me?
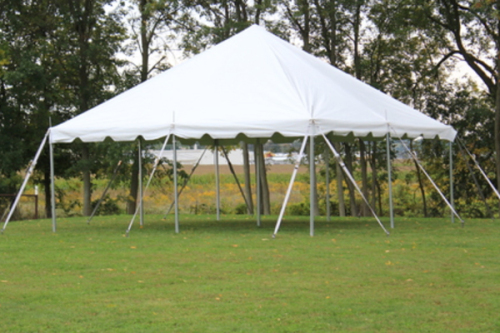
[1,215,499,332]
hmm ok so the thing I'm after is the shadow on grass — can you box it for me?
[81,215,392,236]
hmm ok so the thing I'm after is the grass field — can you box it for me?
[1,215,499,332]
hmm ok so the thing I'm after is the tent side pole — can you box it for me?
[256,139,261,227]
[215,140,220,221]
[397,136,464,225]
[310,135,315,237]
[450,141,455,224]
[322,134,390,235]
[126,134,171,235]
[273,136,308,237]
[173,135,179,233]
[138,139,144,226]
[50,139,56,232]
[386,134,394,229]
[2,130,49,233]
[325,146,331,222]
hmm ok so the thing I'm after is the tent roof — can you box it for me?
[50,25,456,144]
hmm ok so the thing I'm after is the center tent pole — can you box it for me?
[322,134,390,235]
[386,133,394,229]
[273,136,308,237]
[214,140,220,221]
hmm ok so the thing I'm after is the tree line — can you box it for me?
[0,0,498,219]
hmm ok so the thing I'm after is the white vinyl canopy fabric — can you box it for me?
[49,25,456,144]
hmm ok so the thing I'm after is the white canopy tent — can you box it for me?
[2,25,459,235]
[50,25,455,144]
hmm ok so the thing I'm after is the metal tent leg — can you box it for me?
[273,136,308,237]
[1,130,49,234]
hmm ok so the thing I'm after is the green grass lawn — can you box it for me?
[1,215,499,332]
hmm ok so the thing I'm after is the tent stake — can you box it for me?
[397,136,464,226]
[386,133,394,228]
[322,134,390,235]
[273,136,308,237]
[2,130,49,234]
[126,134,171,236]
[87,160,122,224]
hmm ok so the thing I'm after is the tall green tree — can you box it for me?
[0,0,77,217]
[416,0,500,192]
[56,0,126,216]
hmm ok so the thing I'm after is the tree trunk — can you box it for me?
[335,150,346,216]
[308,139,319,216]
[344,143,358,216]
[299,0,311,53]
[370,142,379,215]
[126,1,150,214]
[359,139,369,216]
[127,146,140,214]
[256,142,270,215]
[44,169,52,218]
[242,142,254,214]
[82,145,92,216]
[495,69,500,204]
[411,142,428,217]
